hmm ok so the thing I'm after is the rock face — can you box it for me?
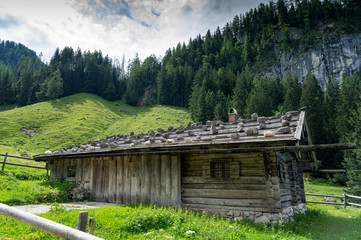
[264,27,361,91]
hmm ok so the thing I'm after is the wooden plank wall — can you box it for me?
[49,155,181,206]
[181,152,279,213]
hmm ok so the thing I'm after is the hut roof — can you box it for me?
[35,111,307,160]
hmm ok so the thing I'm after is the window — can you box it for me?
[67,166,76,178]
[210,162,230,179]
[202,160,240,179]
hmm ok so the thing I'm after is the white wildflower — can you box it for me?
[185,230,195,235]
[144,231,154,236]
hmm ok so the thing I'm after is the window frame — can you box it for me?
[67,166,76,178]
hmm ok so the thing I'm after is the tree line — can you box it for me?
[0,47,125,106]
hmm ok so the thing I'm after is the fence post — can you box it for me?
[344,193,347,209]
[89,217,95,235]
[1,152,8,172]
[77,211,88,232]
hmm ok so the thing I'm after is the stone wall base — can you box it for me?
[202,203,307,224]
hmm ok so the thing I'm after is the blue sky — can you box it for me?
[0,0,266,63]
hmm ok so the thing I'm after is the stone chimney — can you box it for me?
[228,107,238,123]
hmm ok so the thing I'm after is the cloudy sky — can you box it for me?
[0,0,266,64]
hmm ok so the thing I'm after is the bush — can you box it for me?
[332,173,348,186]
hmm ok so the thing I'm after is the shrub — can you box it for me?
[332,173,348,186]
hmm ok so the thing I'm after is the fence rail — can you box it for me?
[0,203,104,240]
[0,152,47,172]
[305,192,361,209]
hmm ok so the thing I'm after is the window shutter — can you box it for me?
[202,164,210,178]
[230,161,240,178]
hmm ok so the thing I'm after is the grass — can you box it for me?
[0,93,192,172]
[0,174,360,239]
[1,203,360,239]
[0,93,191,157]
[0,204,309,240]
[302,174,361,239]
[0,170,74,206]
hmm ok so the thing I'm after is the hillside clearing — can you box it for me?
[0,93,191,158]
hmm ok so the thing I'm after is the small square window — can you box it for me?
[210,162,230,179]
[67,166,76,178]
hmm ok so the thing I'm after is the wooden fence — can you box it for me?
[0,153,48,173]
[305,193,361,209]
[0,203,103,240]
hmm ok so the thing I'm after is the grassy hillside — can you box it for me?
[0,93,192,157]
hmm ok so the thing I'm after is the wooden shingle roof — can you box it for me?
[35,111,307,160]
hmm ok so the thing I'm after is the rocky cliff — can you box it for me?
[264,26,361,91]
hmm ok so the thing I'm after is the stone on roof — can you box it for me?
[39,111,303,157]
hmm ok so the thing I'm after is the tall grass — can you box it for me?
[0,204,312,239]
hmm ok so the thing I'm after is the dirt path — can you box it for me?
[13,202,116,214]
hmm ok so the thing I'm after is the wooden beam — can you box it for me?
[318,169,346,173]
[0,161,46,170]
[0,153,33,160]
[35,143,356,160]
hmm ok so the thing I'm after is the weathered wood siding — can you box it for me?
[277,152,305,209]
[181,152,280,213]
[49,155,181,206]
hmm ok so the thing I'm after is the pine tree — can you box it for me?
[232,70,253,118]
[214,90,229,121]
[189,84,206,122]
[343,100,361,195]
[300,71,324,144]
[283,72,301,112]
[336,74,361,142]
[0,66,15,105]
[322,78,342,169]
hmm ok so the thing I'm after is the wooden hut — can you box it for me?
[35,111,317,222]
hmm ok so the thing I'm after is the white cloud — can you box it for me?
[0,0,267,64]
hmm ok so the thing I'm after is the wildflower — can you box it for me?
[144,231,154,236]
[185,230,195,235]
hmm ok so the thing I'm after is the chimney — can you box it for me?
[228,107,238,123]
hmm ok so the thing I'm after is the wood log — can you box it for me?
[182,176,266,185]
[182,197,268,207]
[182,188,267,199]
[317,169,346,173]
[182,183,266,191]
[182,203,271,213]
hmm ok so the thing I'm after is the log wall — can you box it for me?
[181,152,281,213]
[277,152,305,209]
[49,155,181,206]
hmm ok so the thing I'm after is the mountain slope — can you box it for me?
[0,93,191,156]
[263,25,361,90]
